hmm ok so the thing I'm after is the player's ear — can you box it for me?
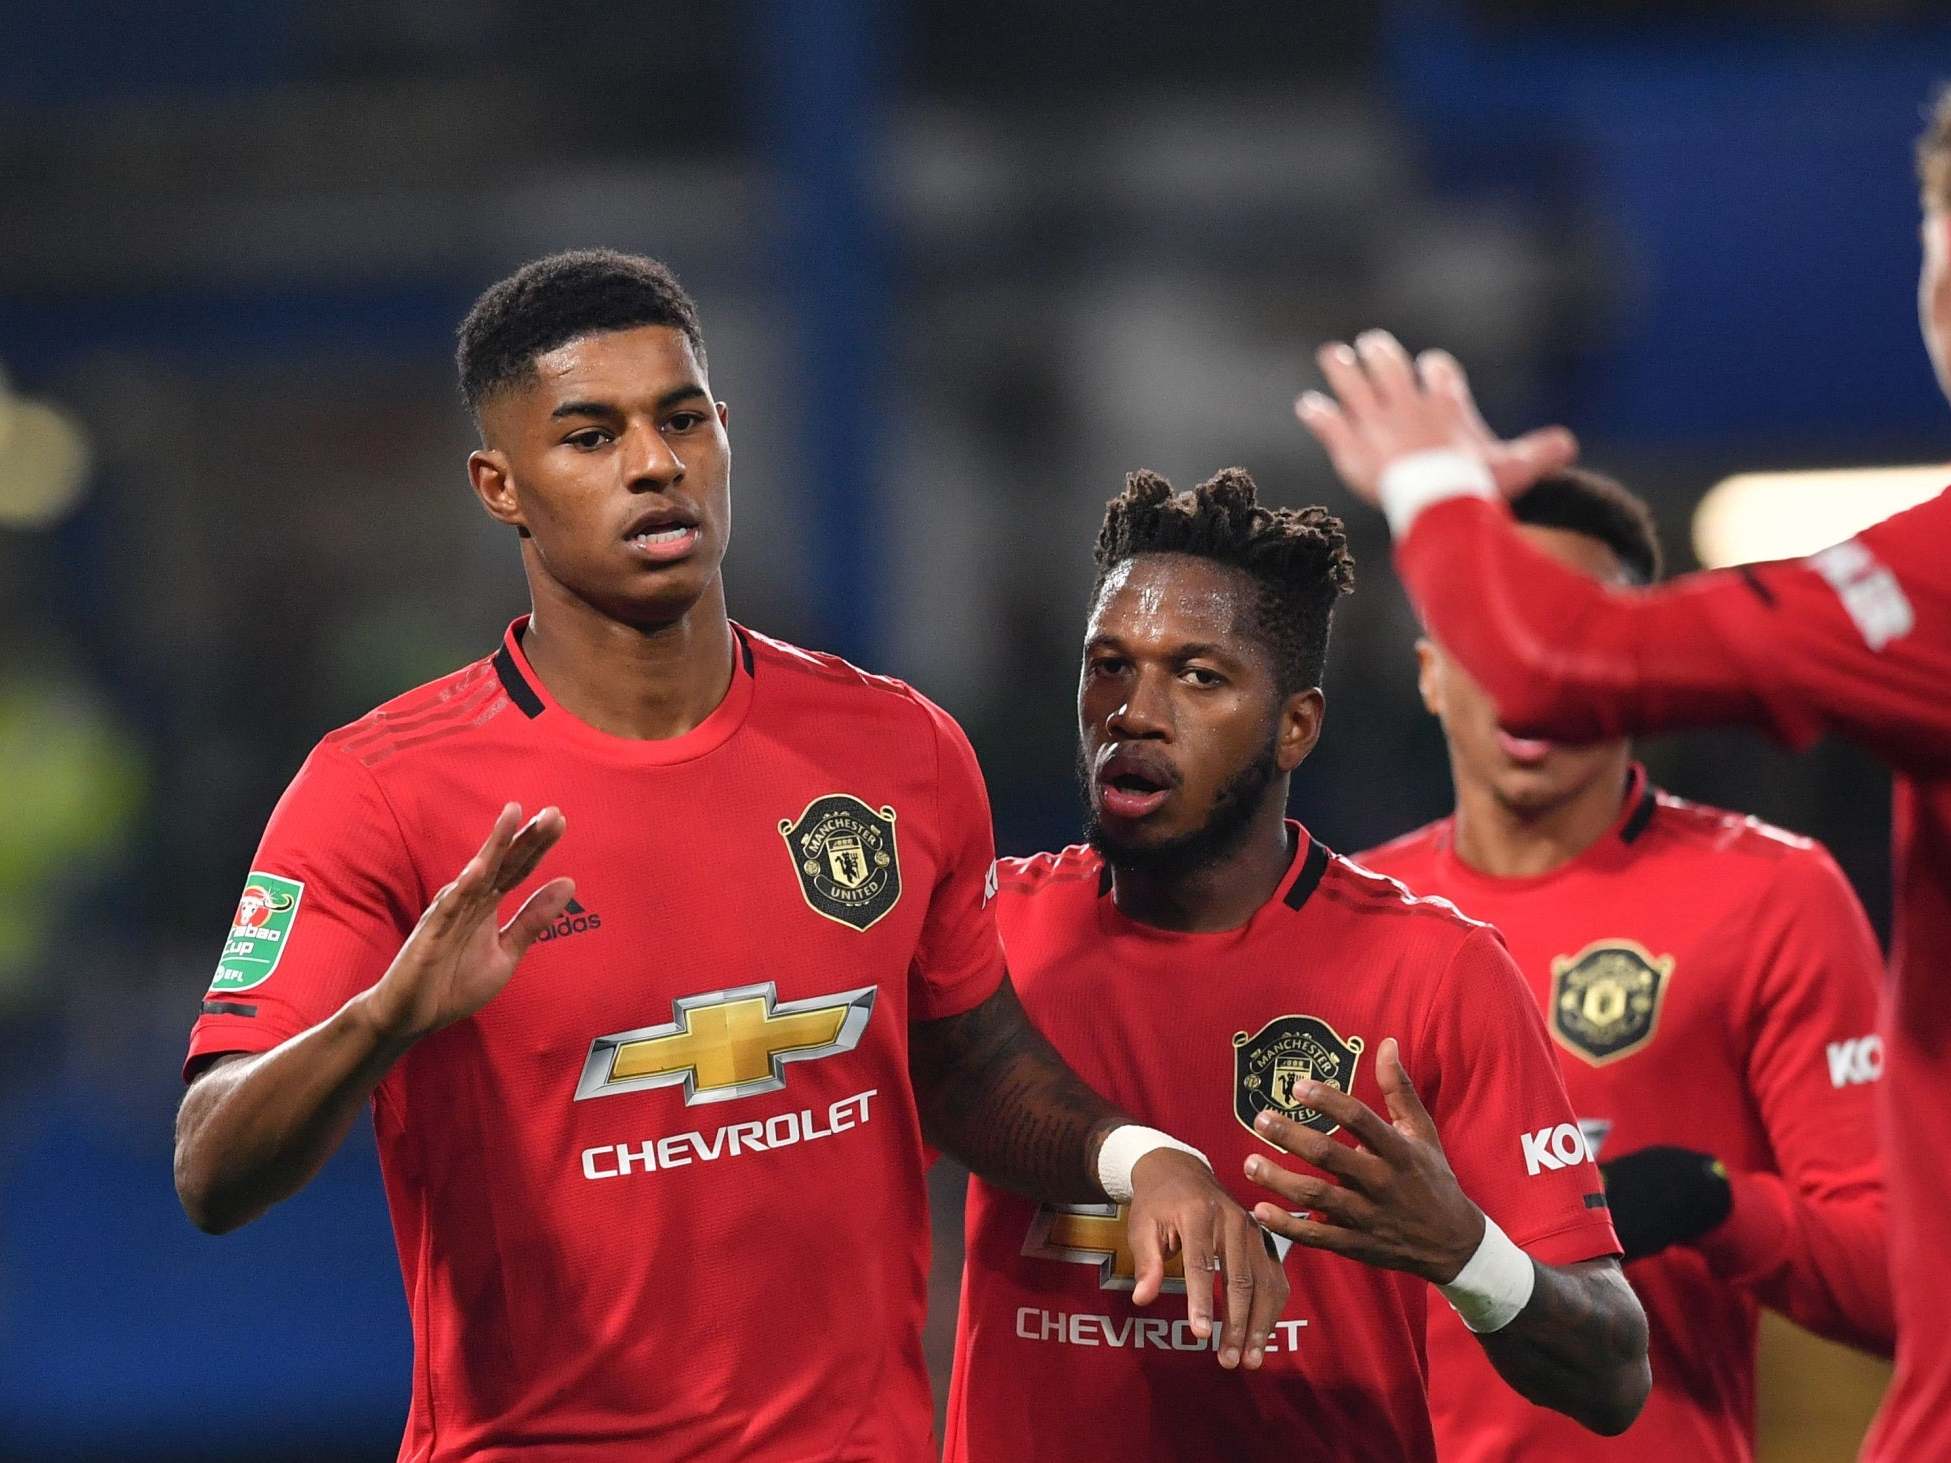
[468,447,528,534]
[1275,687,1325,773]
[715,400,729,431]
[1414,638,1444,718]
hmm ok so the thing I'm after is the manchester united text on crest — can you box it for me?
[778,794,903,932]
[1233,1014,1366,1140]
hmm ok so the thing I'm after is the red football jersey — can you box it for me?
[185,619,1005,1462]
[943,827,1619,1463]
[1359,768,1890,1462]
[1395,488,1950,1460]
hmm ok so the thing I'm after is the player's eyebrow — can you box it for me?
[1171,641,1231,662]
[549,384,709,420]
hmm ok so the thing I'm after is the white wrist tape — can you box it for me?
[1438,1213,1535,1334]
[1377,449,1497,537]
[1096,1125,1211,1203]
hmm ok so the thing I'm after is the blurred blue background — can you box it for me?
[1,0,1941,1456]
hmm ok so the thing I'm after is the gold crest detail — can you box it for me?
[777,794,902,932]
[1550,940,1673,1066]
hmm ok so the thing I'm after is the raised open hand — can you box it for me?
[1295,332,1579,507]
[366,803,574,1042]
[1242,1037,1485,1285]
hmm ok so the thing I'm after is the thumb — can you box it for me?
[1489,426,1579,496]
[500,877,576,956]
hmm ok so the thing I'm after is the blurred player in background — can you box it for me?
[944,469,1647,1462]
[1357,467,1892,1461]
[1295,87,1951,1463]
[171,250,1284,1461]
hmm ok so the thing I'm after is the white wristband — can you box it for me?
[1437,1213,1536,1334]
[1377,449,1497,538]
[1096,1124,1211,1203]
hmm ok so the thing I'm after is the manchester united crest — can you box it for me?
[778,794,902,932]
[1233,1014,1365,1140]
[1550,940,1673,1066]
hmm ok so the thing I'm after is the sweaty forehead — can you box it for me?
[1088,554,1256,648]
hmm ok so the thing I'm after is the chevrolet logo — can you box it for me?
[1023,1203,1188,1293]
[575,981,877,1105]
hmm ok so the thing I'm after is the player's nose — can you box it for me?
[1106,670,1172,740]
[621,421,685,490]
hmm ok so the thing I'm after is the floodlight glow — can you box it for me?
[1692,465,1947,569]
[0,396,94,529]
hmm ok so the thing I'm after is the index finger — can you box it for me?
[1289,1080,1407,1159]
[491,806,567,896]
[436,803,523,924]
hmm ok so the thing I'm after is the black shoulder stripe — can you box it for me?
[1737,565,1778,607]
[493,644,545,718]
[1097,863,1113,897]
[200,1000,259,1018]
[1619,783,1658,845]
[1283,837,1332,911]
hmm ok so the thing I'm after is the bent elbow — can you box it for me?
[1580,1322,1652,1437]
[1588,1358,1652,1436]
[174,1148,243,1236]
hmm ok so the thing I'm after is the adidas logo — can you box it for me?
[537,897,603,943]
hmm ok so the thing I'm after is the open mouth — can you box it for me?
[1096,750,1177,820]
[622,506,702,563]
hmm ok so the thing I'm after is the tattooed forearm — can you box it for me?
[1474,1258,1650,1435]
[908,974,1129,1201]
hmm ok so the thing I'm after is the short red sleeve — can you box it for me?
[1422,926,1621,1266]
[907,694,1007,1022]
[184,743,422,1078]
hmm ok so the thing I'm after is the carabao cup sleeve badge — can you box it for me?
[211,872,306,993]
[778,795,902,932]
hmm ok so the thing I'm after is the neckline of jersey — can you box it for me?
[1435,763,1656,894]
[496,614,756,765]
[1094,819,1319,944]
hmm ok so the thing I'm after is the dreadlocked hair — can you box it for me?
[1091,466,1355,693]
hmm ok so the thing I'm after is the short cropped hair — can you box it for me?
[456,249,706,415]
[1509,468,1663,585]
[1092,466,1355,693]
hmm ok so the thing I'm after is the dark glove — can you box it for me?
[1598,1146,1733,1262]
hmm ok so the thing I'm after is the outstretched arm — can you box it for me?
[911,975,1290,1369]
[1296,330,1951,768]
[1246,1038,1649,1435]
